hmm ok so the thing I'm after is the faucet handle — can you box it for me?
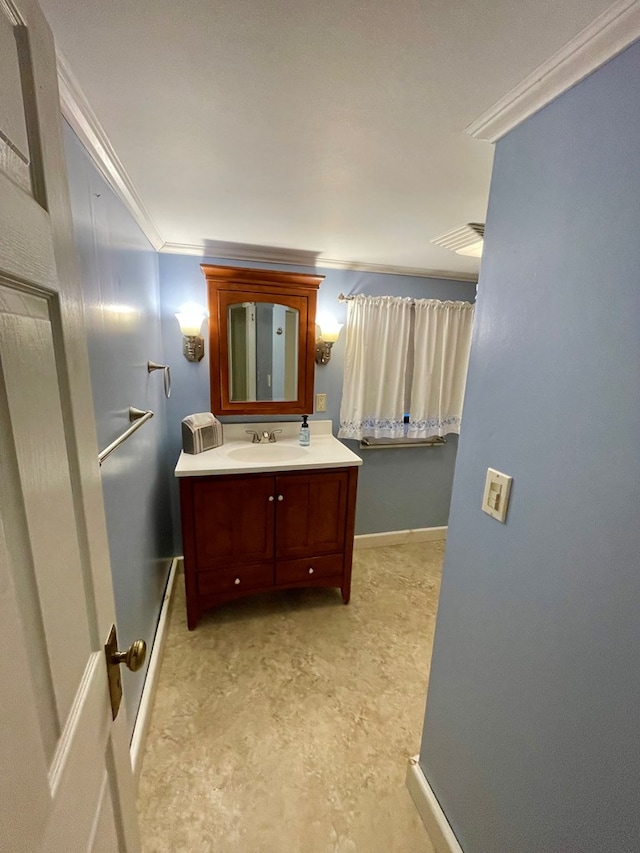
[245,430,261,444]
[268,429,282,443]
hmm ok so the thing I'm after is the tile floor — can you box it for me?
[137,541,443,852]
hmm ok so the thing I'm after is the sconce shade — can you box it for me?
[319,323,343,343]
[175,311,206,337]
[317,314,343,343]
[176,307,207,362]
[315,313,343,365]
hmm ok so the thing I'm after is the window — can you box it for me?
[338,295,474,444]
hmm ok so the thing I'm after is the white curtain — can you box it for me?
[408,300,475,438]
[338,295,413,440]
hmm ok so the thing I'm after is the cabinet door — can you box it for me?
[275,470,348,558]
[193,476,275,567]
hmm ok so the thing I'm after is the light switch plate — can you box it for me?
[315,393,327,412]
[482,468,512,523]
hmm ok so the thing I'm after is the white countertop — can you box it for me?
[175,419,363,477]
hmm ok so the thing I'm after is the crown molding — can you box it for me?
[466,0,640,142]
[56,51,165,251]
[160,241,479,282]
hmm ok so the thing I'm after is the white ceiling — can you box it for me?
[40,0,617,277]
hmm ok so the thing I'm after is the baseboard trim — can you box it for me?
[354,526,447,550]
[130,557,180,783]
[406,757,463,853]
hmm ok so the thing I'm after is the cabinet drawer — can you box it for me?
[276,553,344,585]
[198,563,274,597]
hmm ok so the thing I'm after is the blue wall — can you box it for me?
[64,124,174,739]
[159,253,475,542]
[418,41,640,852]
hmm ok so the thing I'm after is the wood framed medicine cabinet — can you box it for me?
[202,264,324,416]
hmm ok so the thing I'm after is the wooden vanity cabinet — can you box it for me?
[180,467,358,629]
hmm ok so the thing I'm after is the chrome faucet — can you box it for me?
[245,429,283,443]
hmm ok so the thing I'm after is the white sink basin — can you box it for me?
[226,443,307,463]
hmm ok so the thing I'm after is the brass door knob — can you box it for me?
[111,638,147,672]
[104,625,147,720]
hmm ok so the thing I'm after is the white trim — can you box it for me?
[406,757,463,853]
[129,557,180,784]
[466,0,640,142]
[56,51,165,251]
[354,526,447,550]
[161,241,479,282]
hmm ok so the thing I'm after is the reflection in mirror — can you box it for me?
[228,302,299,402]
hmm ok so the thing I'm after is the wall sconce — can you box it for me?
[175,306,207,362]
[315,314,343,365]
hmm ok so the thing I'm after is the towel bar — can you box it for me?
[98,407,154,466]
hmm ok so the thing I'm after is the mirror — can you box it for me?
[228,301,299,402]
[202,264,324,416]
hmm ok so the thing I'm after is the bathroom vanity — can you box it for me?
[175,421,362,629]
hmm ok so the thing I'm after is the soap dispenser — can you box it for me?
[299,415,310,446]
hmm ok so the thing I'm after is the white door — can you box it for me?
[0,1,141,850]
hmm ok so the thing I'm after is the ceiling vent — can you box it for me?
[431,223,484,258]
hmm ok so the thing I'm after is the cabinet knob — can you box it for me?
[308,567,314,574]
[277,494,284,501]
[268,495,274,502]
[234,577,241,585]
